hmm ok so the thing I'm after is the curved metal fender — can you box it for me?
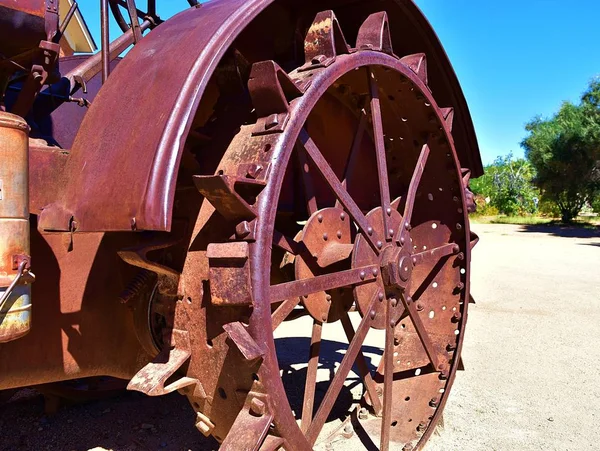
[39,0,482,233]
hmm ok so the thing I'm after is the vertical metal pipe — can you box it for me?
[0,112,32,343]
[101,0,110,83]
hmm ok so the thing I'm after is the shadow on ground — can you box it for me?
[1,337,381,451]
[0,388,218,451]
[517,224,600,239]
[275,337,382,425]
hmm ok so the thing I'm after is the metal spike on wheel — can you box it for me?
[173,10,474,450]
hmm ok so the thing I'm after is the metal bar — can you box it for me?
[400,295,440,370]
[340,313,383,415]
[58,1,78,37]
[413,243,459,266]
[269,265,378,304]
[271,297,302,331]
[336,110,367,210]
[297,143,318,216]
[0,261,27,312]
[396,144,430,244]
[301,320,322,432]
[147,0,156,16]
[115,0,147,20]
[380,299,395,450]
[368,69,392,241]
[299,130,381,255]
[306,291,378,445]
[66,19,152,92]
[101,0,110,83]
[125,0,142,43]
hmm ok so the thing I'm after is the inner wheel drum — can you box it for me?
[179,10,473,451]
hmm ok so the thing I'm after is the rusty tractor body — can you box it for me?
[0,1,481,449]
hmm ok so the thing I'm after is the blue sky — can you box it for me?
[78,0,600,165]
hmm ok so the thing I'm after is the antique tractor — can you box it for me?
[0,1,481,449]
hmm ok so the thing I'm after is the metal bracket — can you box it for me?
[127,329,205,397]
[356,12,395,56]
[220,392,274,451]
[118,237,182,296]
[222,322,264,361]
[207,242,254,307]
[299,10,350,72]
[0,261,34,313]
[400,53,428,86]
[193,175,266,221]
[248,61,303,135]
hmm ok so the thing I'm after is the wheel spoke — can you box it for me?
[298,130,381,255]
[301,320,323,432]
[399,295,441,370]
[380,299,395,451]
[396,144,430,244]
[270,265,378,304]
[306,291,378,445]
[271,297,303,331]
[368,69,392,241]
[413,243,459,266]
[340,314,383,415]
[336,110,368,210]
[297,142,319,216]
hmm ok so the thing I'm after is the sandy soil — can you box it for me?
[1,223,599,451]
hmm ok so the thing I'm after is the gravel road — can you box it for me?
[1,223,599,451]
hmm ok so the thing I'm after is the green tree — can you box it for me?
[521,78,600,222]
[470,153,539,216]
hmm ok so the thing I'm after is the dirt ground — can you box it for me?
[1,223,599,451]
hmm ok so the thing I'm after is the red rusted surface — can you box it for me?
[37,0,481,234]
[0,2,480,450]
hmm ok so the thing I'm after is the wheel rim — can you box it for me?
[176,10,473,451]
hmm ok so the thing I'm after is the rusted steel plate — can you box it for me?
[38,0,480,234]
[0,230,152,390]
[207,242,254,307]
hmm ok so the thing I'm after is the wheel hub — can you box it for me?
[380,243,414,291]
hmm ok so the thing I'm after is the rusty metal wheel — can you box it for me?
[167,10,475,451]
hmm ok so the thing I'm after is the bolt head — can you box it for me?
[397,255,413,282]
[250,397,266,416]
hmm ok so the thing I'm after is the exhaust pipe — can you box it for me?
[0,112,33,343]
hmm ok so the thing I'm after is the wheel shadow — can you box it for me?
[275,337,382,425]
